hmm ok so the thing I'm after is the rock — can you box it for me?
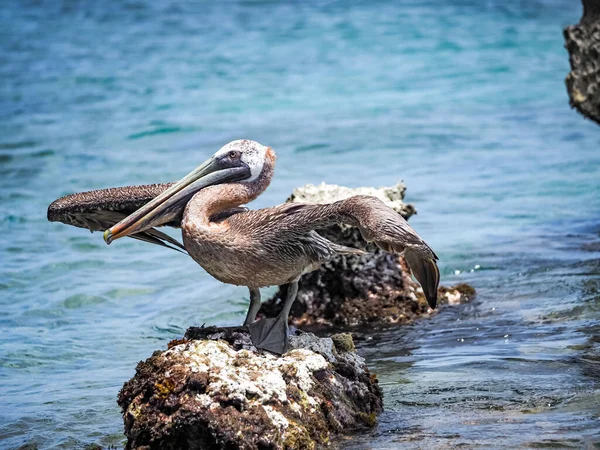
[564,0,600,125]
[286,182,416,218]
[118,327,383,450]
[261,182,474,329]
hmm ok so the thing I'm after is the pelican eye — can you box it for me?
[228,151,241,160]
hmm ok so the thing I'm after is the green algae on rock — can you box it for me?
[118,327,382,450]
[261,182,474,329]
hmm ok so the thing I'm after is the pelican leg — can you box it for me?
[248,281,298,355]
[243,287,261,325]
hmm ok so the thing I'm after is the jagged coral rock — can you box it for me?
[262,182,472,329]
[118,327,382,450]
[564,0,600,125]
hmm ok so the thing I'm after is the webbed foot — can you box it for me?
[246,281,299,355]
[247,317,289,355]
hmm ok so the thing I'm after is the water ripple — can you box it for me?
[1,0,599,448]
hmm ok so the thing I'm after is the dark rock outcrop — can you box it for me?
[564,0,600,125]
[118,327,382,450]
[261,183,473,329]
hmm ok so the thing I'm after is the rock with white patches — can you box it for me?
[118,327,382,450]
[287,181,416,218]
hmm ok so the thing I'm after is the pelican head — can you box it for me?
[103,139,270,244]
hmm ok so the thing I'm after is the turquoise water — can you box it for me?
[1,0,599,448]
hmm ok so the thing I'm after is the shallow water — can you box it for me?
[1,0,599,448]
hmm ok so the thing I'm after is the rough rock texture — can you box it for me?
[261,182,474,329]
[564,0,600,125]
[118,327,382,450]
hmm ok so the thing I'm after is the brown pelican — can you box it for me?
[48,140,439,354]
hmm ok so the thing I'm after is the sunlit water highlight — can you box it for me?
[1,1,599,448]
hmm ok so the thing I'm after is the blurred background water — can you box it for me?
[1,0,599,448]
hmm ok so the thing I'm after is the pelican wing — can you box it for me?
[236,195,440,308]
[47,183,186,252]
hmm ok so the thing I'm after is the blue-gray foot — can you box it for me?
[247,316,289,354]
[246,281,299,355]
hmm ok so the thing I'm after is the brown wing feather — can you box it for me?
[233,195,439,308]
[47,183,186,252]
[341,196,440,309]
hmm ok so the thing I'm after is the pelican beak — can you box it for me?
[103,155,250,244]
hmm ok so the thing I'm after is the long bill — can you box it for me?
[103,156,250,244]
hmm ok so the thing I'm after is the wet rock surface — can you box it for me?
[261,182,474,329]
[118,327,382,450]
[564,0,600,125]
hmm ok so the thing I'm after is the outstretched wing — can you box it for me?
[239,195,440,308]
[47,183,186,252]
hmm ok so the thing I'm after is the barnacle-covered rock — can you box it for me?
[118,327,382,450]
[261,182,473,329]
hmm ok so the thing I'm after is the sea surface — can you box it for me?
[1,0,599,448]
